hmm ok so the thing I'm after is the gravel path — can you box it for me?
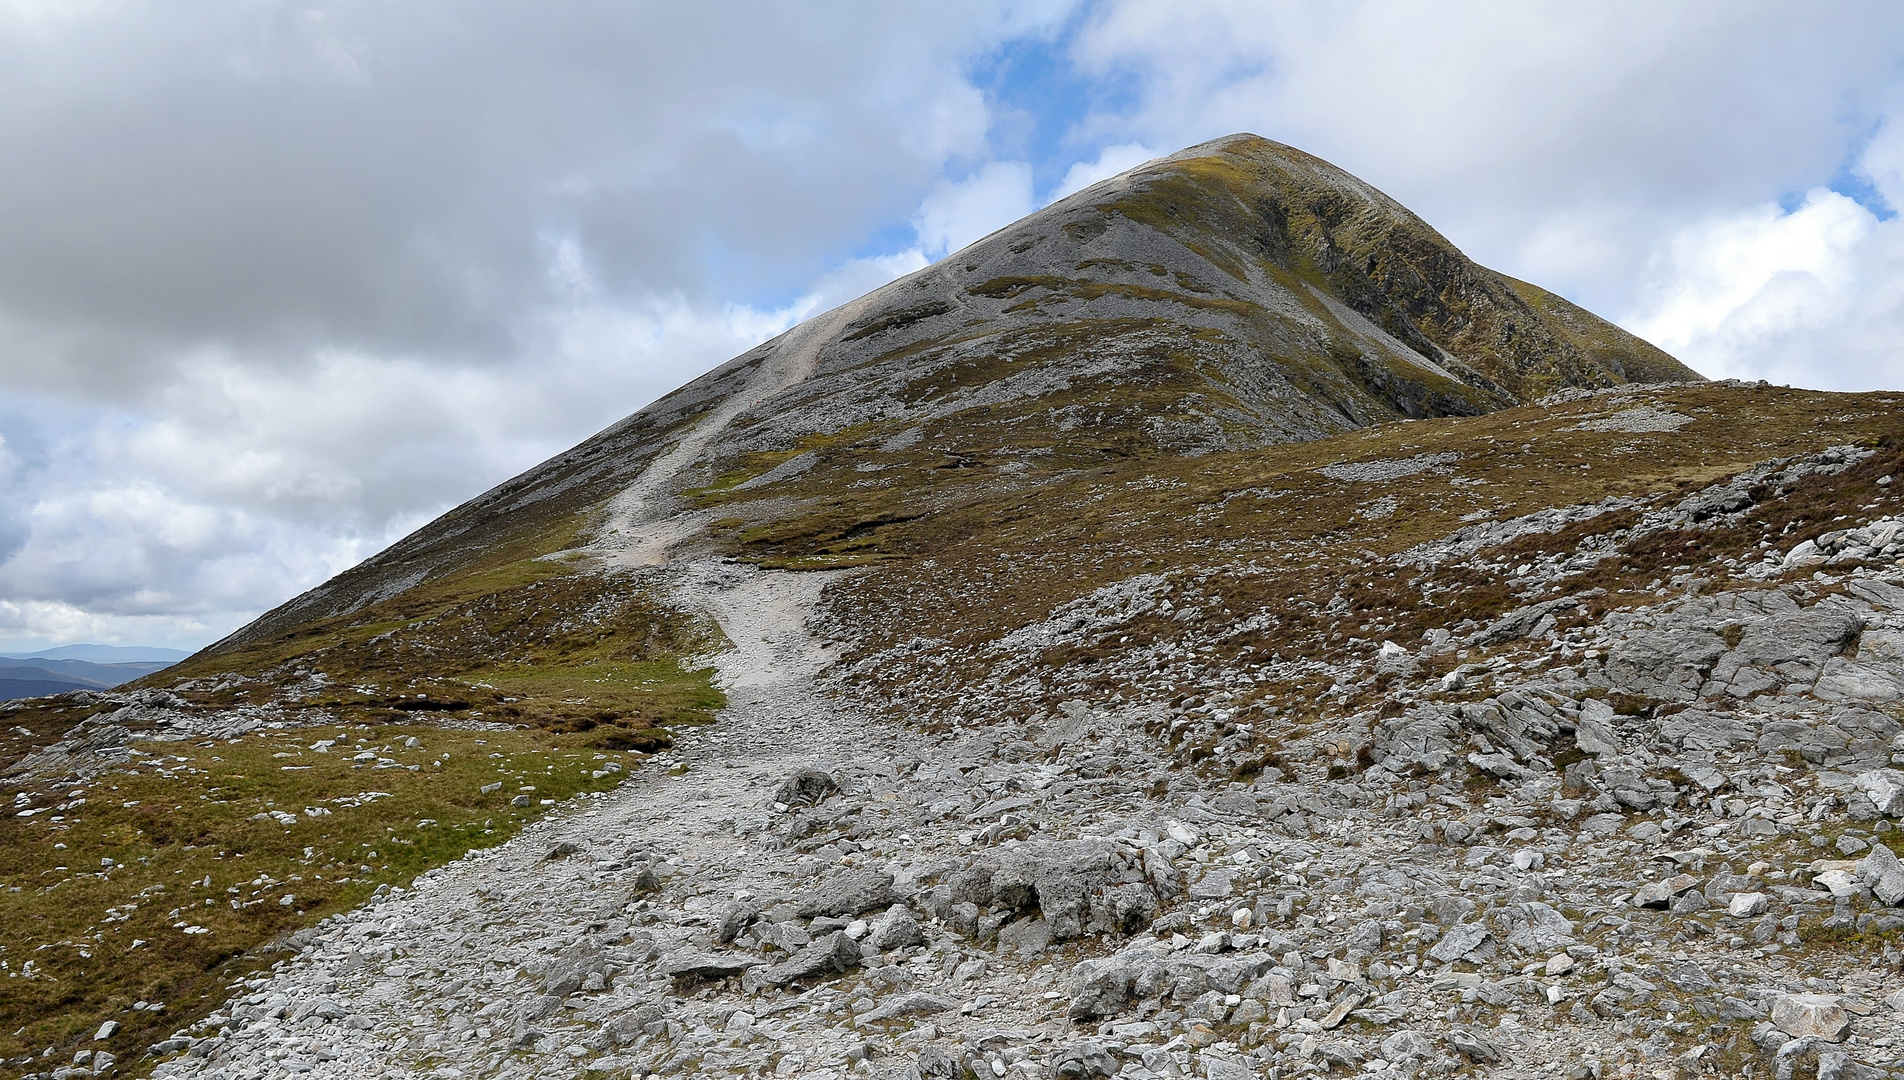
[159,561,908,1080]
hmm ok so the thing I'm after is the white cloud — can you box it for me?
[912,162,1037,258]
[1050,143,1159,201]
[1629,187,1904,390]
[1068,1,1904,321]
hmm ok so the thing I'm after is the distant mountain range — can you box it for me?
[0,645,186,701]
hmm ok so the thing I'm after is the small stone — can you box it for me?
[1728,892,1769,918]
[1545,954,1575,977]
[95,1021,118,1041]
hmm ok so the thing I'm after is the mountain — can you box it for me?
[201,134,1694,661]
[18,136,1904,1075]
[15,644,189,663]
[0,655,175,699]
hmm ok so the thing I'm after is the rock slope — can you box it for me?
[102,380,1904,1080]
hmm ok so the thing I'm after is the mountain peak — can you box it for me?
[204,135,1694,653]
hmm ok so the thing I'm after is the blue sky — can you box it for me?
[1,1,1904,651]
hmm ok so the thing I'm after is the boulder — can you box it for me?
[1857,769,1904,817]
[774,769,839,808]
[796,870,900,918]
[1632,874,1700,909]
[744,931,863,989]
[1859,842,1904,905]
[1772,993,1851,1042]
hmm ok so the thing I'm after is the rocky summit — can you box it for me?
[4,136,1904,1080]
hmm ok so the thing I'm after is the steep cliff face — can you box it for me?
[204,134,1691,657]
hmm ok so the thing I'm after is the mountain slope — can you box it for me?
[203,134,1693,659]
[20,137,1904,1078]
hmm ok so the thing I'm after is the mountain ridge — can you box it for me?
[201,133,1694,661]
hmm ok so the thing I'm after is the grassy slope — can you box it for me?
[0,510,722,1070]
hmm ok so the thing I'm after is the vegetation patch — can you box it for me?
[0,723,647,1069]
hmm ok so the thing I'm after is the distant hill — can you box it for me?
[0,649,180,701]
[15,644,189,663]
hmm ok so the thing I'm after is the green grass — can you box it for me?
[0,722,662,1068]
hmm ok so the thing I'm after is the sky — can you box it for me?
[3,1,1904,652]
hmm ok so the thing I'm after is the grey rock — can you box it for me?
[796,869,900,918]
[1446,1029,1504,1063]
[745,930,863,989]
[658,951,761,980]
[774,769,840,808]
[1772,993,1851,1042]
[1051,1041,1119,1080]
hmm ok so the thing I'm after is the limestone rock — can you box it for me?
[796,869,900,918]
[1857,768,1904,817]
[1859,842,1904,905]
[1772,993,1851,1042]
[774,769,839,808]
[658,951,760,981]
[1632,873,1700,909]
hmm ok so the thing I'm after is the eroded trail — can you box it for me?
[592,298,869,568]
[161,563,919,1080]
